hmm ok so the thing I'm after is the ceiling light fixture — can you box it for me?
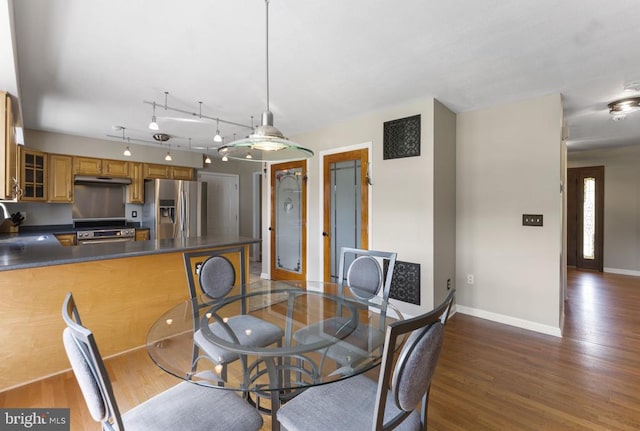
[148,102,159,131]
[165,150,172,162]
[217,0,314,163]
[120,127,132,156]
[214,118,223,143]
[608,97,640,120]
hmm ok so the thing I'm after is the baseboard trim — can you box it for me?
[456,305,562,338]
[604,267,640,277]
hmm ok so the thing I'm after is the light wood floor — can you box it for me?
[1,267,639,430]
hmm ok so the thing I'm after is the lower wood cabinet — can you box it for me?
[135,228,150,241]
[55,233,77,246]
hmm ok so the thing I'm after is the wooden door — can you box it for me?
[323,149,369,282]
[270,160,307,281]
[567,166,604,271]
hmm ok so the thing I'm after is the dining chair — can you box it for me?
[61,292,263,431]
[277,288,456,431]
[293,247,397,369]
[184,248,283,384]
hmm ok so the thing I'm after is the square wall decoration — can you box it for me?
[383,114,421,160]
[385,260,421,305]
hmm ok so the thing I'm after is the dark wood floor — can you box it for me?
[1,267,639,430]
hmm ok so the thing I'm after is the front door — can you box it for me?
[567,166,604,271]
[323,149,369,282]
[270,160,307,281]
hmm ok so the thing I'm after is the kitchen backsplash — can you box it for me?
[5,202,142,226]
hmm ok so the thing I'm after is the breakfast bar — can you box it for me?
[0,235,258,392]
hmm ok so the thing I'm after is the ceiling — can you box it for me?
[5,0,640,154]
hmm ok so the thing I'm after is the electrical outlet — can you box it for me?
[466,274,474,285]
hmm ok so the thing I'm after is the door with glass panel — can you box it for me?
[567,166,604,271]
[270,160,307,281]
[323,149,369,282]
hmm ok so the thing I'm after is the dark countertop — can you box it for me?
[0,233,260,271]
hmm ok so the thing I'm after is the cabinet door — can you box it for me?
[55,233,77,246]
[171,166,194,180]
[103,159,130,177]
[143,163,171,179]
[135,228,150,241]
[127,162,144,204]
[20,148,47,201]
[48,154,73,203]
[73,156,102,175]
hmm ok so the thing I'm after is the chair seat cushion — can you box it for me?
[123,380,263,431]
[277,374,421,431]
[195,314,283,363]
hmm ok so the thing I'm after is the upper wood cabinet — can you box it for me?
[171,166,194,180]
[73,156,102,175]
[73,156,130,178]
[19,147,47,201]
[0,91,18,200]
[143,163,171,179]
[103,159,130,177]
[48,154,73,203]
[127,162,144,204]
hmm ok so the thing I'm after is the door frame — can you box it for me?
[319,142,372,282]
[270,160,308,281]
[567,166,604,272]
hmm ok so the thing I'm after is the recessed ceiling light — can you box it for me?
[608,97,640,116]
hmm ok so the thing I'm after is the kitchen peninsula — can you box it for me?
[0,235,259,392]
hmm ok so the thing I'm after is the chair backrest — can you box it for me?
[61,292,124,431]
[337,247,397,302]
[372,288,455,430]
[183,246,246,302]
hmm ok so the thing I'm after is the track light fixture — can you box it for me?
[120,127,132,156]
[214,118,223,143]
[148,102,159,131]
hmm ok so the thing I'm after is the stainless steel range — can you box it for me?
[76,227,135,245]
[74,219,135,245]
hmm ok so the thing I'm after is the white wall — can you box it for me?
[289,97,456,315]
[456,94,563,336]
[568,144,640,275]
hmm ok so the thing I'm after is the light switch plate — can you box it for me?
[523,214,543,226]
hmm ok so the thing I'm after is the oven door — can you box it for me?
[78,237,135,245]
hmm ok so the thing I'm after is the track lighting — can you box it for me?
[148,102,159,131]
[214,118,223,143]
[123,146,132,157]
[165,152,172,161]
[204,153,212,164]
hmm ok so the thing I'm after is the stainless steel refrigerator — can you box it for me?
[141,179,207,240]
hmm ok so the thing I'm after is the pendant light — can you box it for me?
[217,0,313,162]
[148,102,159,131]
[214,118,223,143]
[121,127,132,156]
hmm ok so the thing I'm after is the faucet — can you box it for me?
[0,203,10,220]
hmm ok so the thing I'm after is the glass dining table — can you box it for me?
[146,278,403,431]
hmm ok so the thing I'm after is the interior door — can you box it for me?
[567,166,604,271]
[270,160,307,281]
[198,172,239,237]
[323,149,369,282]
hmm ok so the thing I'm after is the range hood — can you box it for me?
[74,175,131,185]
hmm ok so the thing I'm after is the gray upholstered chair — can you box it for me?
[61,292,263,431]
[293,247,397,369]
[277,289,455,431]
[184,248,283,384]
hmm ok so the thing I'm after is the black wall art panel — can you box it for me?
[383,114,421,160]
[385,260,421,305]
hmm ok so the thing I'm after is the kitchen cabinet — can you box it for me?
[19,147,47,201]
[135,228,150,241]
[171,166,194,180]
[73,156,102,175]
[54,233,76,246]
[128,162,144,204]
[103,159,130,177]
[48,154,73,203]
[0,91,18,200]
[143,163,171,179]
